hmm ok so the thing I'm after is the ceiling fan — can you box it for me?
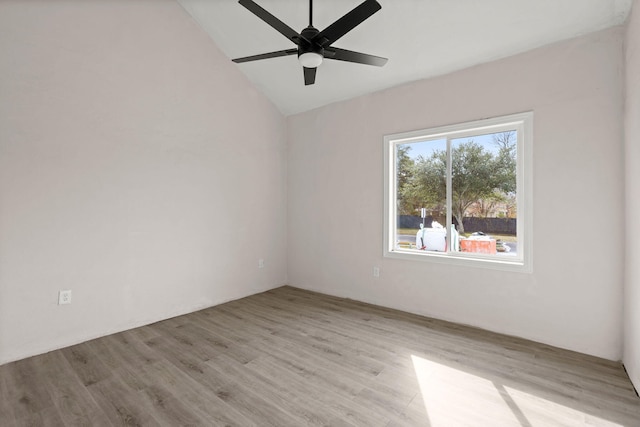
[232,0,388,86]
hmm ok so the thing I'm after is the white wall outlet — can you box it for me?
[373,266,380,278]
[58,289,72,305]
[258,259,265,269]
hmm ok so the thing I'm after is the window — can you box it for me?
[383,112,532,272]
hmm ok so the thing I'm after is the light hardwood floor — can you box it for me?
[1,286,639,426]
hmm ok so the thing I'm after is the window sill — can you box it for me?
[384,248,532,273]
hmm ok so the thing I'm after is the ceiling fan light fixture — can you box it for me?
[299,52,323,68]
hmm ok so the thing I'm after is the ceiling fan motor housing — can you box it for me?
[298,26,325,58]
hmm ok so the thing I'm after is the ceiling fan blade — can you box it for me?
[238,0,306,44]
[313,0,381,47]
[232,48,298,64]
[324,47,387,66]
[303,67,316,85]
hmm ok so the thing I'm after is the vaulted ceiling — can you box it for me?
[178,0,632,115]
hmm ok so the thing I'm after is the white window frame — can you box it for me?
[383,112,533,273]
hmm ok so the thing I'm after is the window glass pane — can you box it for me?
[395,139,447,253]
[450,131,517,257]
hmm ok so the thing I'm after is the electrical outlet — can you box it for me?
[58,290,72,305]
[258,259,265,269]
[373,266,380,278]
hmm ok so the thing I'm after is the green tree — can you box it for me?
[396,145,417,216]
[407,139,516,234]
[404,151,446,214]
[450,141,500,233]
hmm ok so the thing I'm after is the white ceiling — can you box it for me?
[178,0,632,116]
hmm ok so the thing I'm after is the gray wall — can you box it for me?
[288,27,625,361]
[0,1,288,364]
[624,0,640,392]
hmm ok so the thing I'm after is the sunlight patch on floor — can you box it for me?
[410,355,624,426]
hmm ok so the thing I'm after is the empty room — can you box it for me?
[1,0,640,425]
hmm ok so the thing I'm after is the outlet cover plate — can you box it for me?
[58,290,72,305]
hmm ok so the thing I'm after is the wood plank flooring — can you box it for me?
[1,286,639,426]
